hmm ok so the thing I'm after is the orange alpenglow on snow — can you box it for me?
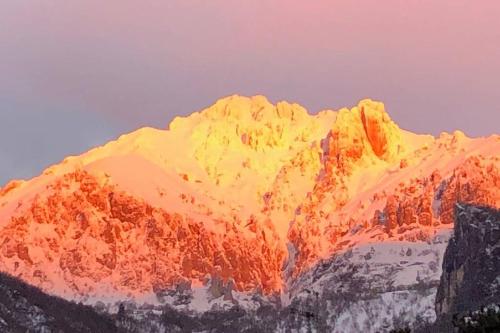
[0,95,498,301]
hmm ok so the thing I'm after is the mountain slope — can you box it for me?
[0,271,120,333]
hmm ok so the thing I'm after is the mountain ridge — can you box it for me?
[0,95,498,331]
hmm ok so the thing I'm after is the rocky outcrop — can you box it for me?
[205,268,236,303]
[358,99,405,161]
[369,156,499,234]
[321,99,404,175]
[439,156,500,224]
[435,203,500,319]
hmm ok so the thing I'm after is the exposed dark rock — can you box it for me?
[434,203,500,332]
[0,272,120,333]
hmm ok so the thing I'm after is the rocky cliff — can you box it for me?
[434,203,500,329]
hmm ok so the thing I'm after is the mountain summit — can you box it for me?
[0,95,498,331]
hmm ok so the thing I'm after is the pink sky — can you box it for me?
[0,1,499,183]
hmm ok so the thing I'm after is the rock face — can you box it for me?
[0,169,285,297]
[0,95,499,331]
[321,99,404,174]
[435,203,500,319]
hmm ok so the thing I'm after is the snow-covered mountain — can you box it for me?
[0,95,498,331]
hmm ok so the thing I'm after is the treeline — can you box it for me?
[0,272,120,332]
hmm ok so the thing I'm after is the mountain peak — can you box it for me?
[198,94,310,123]
[321,98,405,175]
[357,98,404,160]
